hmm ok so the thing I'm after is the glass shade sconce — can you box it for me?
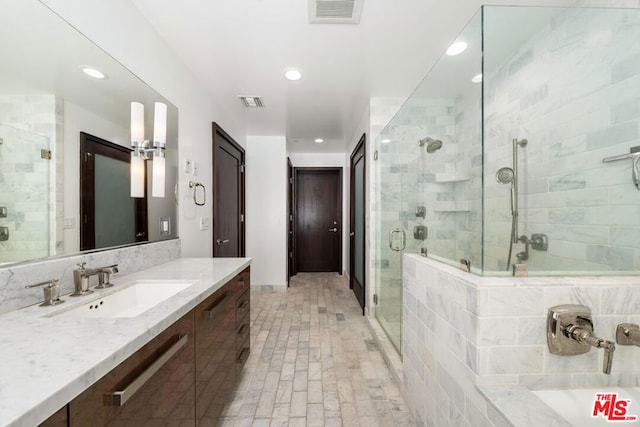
[130,101,167,198]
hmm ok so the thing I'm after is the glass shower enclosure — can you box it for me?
[375,6,640,353]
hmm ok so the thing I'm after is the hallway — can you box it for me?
[219,273,414,426]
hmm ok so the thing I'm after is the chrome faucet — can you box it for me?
[72,262,96,296]
[72,263,119,295]
[547,304,615,374]
[96,264,119,289]
[25,279,64,307]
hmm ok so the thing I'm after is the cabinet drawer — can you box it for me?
[69,313,195,426]
[236,321,250,351]
[235,336,250,377]
[236,289,250,325]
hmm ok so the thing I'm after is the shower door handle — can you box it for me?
[388,228,406,252]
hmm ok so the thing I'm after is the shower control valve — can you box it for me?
[547,304,614,374]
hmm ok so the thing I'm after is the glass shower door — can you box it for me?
[375,131,405,353]
[0,123,50,264]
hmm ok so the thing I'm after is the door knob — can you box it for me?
[329,228,338,233]
[350,232,355,236]
[216,239,230,245]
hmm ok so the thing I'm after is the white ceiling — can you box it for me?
[128,0,597,153]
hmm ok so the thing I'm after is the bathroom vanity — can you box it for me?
[0,258,251,426]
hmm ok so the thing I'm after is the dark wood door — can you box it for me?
[212,123,245,257]
[350,134,366,313]
[295,168,342,273]
[287,158,294,284]
[80,132,147,251]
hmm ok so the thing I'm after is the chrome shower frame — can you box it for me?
[511,138,527,243]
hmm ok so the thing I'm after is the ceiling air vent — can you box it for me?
[308,0,363,24]
[239,96,264,108]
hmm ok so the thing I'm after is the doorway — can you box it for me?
[294,168,342,273]
[350,134,366,313]
[212,123,245,257]
[79,132,147,251]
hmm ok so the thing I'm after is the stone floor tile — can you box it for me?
[218,273,414,427]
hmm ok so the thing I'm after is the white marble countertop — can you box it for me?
[0,257,251,427]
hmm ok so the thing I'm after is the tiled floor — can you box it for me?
[219,273,414,427]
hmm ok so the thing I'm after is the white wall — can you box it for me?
[288,153,349,275]
[41,0,247,258]
[246,136,287,286]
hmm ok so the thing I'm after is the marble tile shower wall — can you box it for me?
[403,254,640,427]
[0,239,181,315]
[482,7,640,272]
[0,95,62,263]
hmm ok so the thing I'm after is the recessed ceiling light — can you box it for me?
[80,66,107,79]
[285,69,302,81]
[381,139,391,144]
[446,41,467,56]
[314,138,323,143]
[472,73,483,83]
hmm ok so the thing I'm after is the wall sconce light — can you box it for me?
[130,101,167,198]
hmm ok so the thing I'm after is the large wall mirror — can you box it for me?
[0,0,179,266]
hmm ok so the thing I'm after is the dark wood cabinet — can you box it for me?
[38,406,67,427]
[235,268,251,377]
[195,267,250,425]
[69,313,196,426]
[36,267,250,427]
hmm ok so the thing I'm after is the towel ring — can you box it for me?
[188,181,206,206]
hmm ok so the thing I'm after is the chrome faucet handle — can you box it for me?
[71,262,93,297]
[566,323,615,375]
[616,323,640,347]
[25,279,64,307]
[602,340,615,375]
[547,304,614,375]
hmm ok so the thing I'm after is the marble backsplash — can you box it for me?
[0,239,181,315]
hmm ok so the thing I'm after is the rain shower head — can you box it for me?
[419,137,443,153]
[496,167,515,184]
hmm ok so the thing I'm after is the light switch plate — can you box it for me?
[193,162,199,176]
[184,158,193,174]
[199,217,209,231]
[159,217,171,236]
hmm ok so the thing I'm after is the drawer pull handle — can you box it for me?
[237,347,250,364]
[106,334,188,407]
[205,292,228,319]
[237,324,249,336]
[237,299,249,309]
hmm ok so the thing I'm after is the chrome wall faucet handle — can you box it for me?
[616,323,640,347]
[547,304,615,375]
[25,279,64,307]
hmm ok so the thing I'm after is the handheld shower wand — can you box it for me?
[497,138,527,270]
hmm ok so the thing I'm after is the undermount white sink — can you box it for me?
[46,281,193,319]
